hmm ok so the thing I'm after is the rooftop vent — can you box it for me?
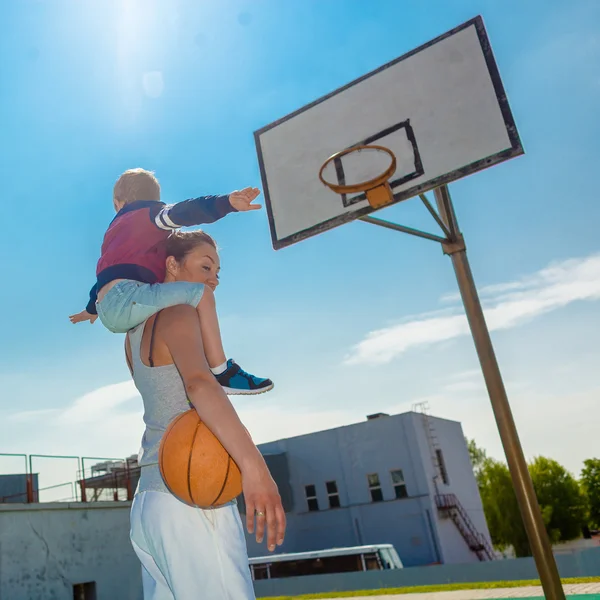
[366,413,390,421]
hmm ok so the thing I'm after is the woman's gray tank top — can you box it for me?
[129,318,192,494]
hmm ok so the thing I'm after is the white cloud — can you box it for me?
[444,383,600,477]
[7,381,144,459]
[444,380,483,393]
[4,379,392,463]
[9,408,60,423]
[6,380,362,457]
[57,381,139,425]
[449,369,482,382]
[345,254,600,365]
[8,381,141,429]
[236,404,364,444]
[5,370,598,481]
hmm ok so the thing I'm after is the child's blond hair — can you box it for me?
[113,168,161,205]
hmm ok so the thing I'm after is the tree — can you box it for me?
[478,458,531,557]
[466,438,487,483]
[473,448,587,557]
[529,456,588,544]
[580,458,600,528]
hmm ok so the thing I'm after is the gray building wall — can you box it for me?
[410,414,493,564]
[0,502,141,600]
[247,411,489,567]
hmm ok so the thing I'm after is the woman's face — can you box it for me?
[168,243,220,291]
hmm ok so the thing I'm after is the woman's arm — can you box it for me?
[124,335,133,377]
[159,304,286,551]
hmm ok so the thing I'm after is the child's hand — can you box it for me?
[69,310,98,325]
[229,187,262,212]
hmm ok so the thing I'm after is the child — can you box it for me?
[70,168,273,395]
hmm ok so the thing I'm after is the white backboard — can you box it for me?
[255,16,523,250]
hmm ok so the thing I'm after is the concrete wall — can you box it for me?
[253,546,600,598]
[0,502,141,600]
[3,497,597,600]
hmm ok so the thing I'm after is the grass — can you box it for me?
[257,576,600,599]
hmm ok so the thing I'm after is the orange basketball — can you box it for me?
[158,409,242,508]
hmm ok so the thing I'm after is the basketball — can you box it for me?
[158,409,242,508]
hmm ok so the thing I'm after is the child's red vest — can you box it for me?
[86,197,234,314]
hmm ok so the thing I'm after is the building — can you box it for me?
[75,407,493,567]
[0,408,493,599]
[242,407,494,566]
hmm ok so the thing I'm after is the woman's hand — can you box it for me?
[242,460,286,552]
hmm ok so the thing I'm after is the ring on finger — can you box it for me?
[256,510,265,517]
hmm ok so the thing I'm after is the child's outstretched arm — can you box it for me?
[150,187,261,230]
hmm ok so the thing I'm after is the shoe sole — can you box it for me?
[222,383,274,396]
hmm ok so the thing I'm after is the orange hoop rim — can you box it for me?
[319,144,397,195]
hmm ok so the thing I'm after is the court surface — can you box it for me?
[324,583,600,600]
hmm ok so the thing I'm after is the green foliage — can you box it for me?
[466,437,487,481]
[581,458,600,528]
[466,440,588,556]
[529,456,588,543]
[477,457,531,557]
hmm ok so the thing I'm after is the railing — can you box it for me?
[436,493,495,561]
[0,452,139,504]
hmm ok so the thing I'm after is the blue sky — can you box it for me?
[0,0,599,492]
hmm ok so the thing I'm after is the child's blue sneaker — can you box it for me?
[215,359,274,395]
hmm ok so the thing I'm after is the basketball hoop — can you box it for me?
[319,144,396,209]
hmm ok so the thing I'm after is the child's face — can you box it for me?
[172,243,220,291]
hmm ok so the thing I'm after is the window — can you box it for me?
[73,582,96,600]
[268,554,363,579]
[326,480,341,508]
[250,564,270,580]
[390,469,408,499]
[436,449,449,485]
[363,552,382,570]
[305,484,319,511]
[249,545,402,581]
[367,473,383,502]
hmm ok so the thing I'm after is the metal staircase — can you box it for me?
[436,493,495,561]
[413,402,494,562]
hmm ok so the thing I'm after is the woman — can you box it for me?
[125,230,285,600]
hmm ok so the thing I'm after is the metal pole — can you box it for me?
[360,215,448,244]
[433,185,565,600]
